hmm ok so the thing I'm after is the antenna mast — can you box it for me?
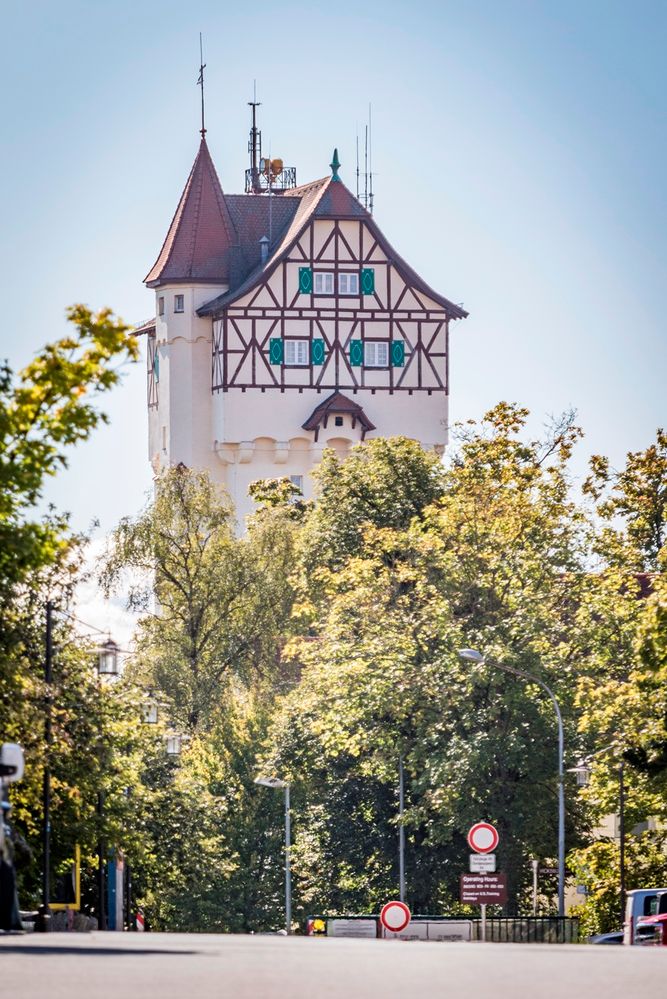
[368,103,374,215]
[356,127,360,201]
[197,33,206,138]
[364,124,368,211]
[248,81,262,193]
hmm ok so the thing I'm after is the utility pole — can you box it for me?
[41,599,53,926]
[398,756,405,903]
[97,789,107,930]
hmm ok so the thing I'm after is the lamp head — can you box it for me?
[458,648,485,664]
[255,776,288,788]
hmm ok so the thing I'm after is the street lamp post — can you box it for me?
[399,756,406,904]
[571,749,626,926]
[255,777,291,934]
[458,648,566,918]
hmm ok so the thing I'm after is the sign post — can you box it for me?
[465,823,502,942]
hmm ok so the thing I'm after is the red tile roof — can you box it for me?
[303,391,376,437]
[146,142,468,324]
[145,138,237,287]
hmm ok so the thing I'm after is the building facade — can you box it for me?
[140,132,467,523]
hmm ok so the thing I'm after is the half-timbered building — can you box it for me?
[141,132,467,522]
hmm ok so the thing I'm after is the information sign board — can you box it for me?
[327,918,378,938]
[469,853,496,873]
[460,874,508,905]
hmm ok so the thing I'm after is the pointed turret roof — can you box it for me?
[145,138,237,287]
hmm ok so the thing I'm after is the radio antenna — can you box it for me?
[368,103,374,215]
[364,124,368,210]
[356,127,360,200]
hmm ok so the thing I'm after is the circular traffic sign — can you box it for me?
[380,900,411,933]
[467,822,499,854]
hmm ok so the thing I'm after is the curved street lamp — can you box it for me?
[255,777,292,935]
[458,648,565,918]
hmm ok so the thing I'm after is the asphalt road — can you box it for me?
[1,932,664,999]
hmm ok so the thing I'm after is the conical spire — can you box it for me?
[145,138,237,286]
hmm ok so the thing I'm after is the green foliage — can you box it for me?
[584,428,667,571]
[134,688,286,932]
[569,832,667,937]
[0,305,142,910]
[0,306,138,588]
[103,466,298,732]
[264,405,594,916]
[301,436,447,571]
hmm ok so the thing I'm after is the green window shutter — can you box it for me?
[299,267,313,294]
[153,351,160,382]
[311,339,325,365]
[349,340,363,367]
[361,268,375,295]
[269,338,284,365]
[391,340,405,367]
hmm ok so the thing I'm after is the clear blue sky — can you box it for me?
[1,0,665,535]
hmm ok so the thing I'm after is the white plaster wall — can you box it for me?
[213,386,448,453]
[149,284,225,476]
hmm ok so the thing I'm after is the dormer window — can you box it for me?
[338,273,359,295]
[314,272,334,295]
[174,294,184,313]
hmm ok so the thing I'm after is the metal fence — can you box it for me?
[471,917,579,944]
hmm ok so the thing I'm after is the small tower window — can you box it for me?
[174,294,184,313]
[364,342,389,368]
[314,272,334,295]
[289,475,304,495]
[338,273,359,295]
[158,296,165,316]
[284,340,309,366]
[335,416,344,427]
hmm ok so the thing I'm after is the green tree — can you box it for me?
[0,305,144,910]
[569,831,667,937]
[0,305,138,589]
[102,466,298,732]
[266,406,591,916]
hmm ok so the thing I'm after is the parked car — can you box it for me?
[624,887,667,945]
[589,931,624,945]
[634,891,667,946]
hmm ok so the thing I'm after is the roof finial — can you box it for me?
[197,33,207,138]
[330,148,341,182]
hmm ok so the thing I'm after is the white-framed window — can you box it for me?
[289,474,304,495]
[174,294,184,313]
[364,341,389,368]
[314,272,334,295]
[284,339,309,366]
[158,296,165,316]
[338,272,359,295]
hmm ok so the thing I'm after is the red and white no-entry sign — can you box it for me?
[467,822,499,854]
[380,900,411,933]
